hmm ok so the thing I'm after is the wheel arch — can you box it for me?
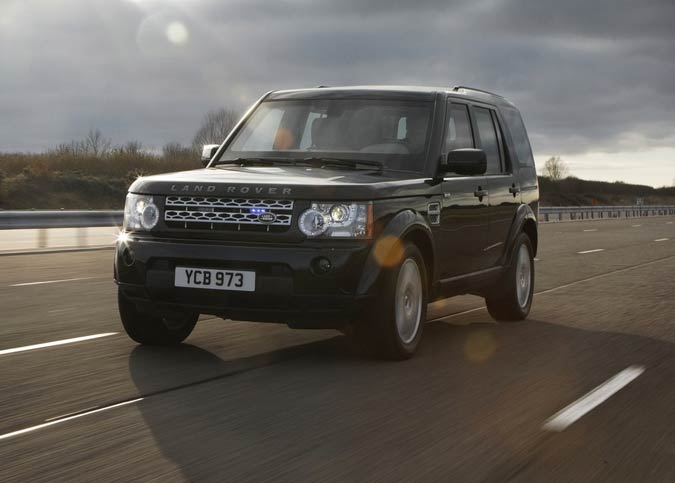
[502,204,538,266]
[356,209,437,297]
[402,227,435,295]
[522,218,538,256]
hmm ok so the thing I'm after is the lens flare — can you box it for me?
[273,128,294,150]
[373,235,404,268]
[166,21,188,45]
[463,329,497,363]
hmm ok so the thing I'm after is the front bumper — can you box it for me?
[114,235,375,327]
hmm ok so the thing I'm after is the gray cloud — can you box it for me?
[1,0,674,164]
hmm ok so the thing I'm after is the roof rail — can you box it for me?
[451,85,506,100]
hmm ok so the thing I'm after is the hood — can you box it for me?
[129,165,436,200]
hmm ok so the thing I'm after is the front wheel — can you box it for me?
[485,232,534,321]
[118,288,198,345]
[349,242,428,360]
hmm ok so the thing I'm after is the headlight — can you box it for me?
[298,202,372,238]
[123,194,159,231]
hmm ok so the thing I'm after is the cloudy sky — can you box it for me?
[2,0,674,186]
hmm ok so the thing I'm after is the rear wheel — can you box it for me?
[485,232,534,321]
[349,242,427,359]
[118,288,198,345]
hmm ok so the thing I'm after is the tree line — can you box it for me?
[51,108,240,159]
[18,110,675,189]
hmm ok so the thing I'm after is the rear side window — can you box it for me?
[444,103,474,151]
[501,106,535,167]
[473,107,501,175]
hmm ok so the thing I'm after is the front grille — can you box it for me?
[164,196,294,232]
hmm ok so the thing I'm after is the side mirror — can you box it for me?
[201,144,220,167]
[441,148,487,176]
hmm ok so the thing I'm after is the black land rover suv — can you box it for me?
[115,85,539,359]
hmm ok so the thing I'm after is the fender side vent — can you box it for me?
[428,202,441,225]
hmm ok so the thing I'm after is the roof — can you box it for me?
[267,85,515,107]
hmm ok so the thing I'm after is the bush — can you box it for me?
[0,150,199,209]
[538,176,675,206]
[1,149,673,209]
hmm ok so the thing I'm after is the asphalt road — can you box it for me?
[0,217,674,482]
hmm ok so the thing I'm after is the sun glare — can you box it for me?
[116,231,131,245]
[165,21,189,45]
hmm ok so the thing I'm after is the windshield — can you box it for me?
[216,98,433,172]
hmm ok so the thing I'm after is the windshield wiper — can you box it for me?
[213,156,383,171]
[301,157,383,171]
[213,157,294,167]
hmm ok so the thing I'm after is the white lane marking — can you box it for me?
[0,333,117,356]
[9,277,94,287]
[578,248,604,254]
[434,255,675,322]
[48,308,75,314]
[0,398,143,442]
[666,222,673,225]
[583,229,598,232]
[543,366,645,432]
[435,305,486,320]
[535,257,673,296]
[654,238,669,242]
[631,224,641,227]
[45,406,98,422]
[534,258,540,261]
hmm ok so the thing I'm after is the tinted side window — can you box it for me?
[491,111,511,172]
[501,106,535,167]
[474,107,501,175]
[444,103,474,151]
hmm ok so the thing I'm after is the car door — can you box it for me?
[436,101,490,279]
[471,105,521,268]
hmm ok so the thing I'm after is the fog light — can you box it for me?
[121,247,135,267]
[312,257,332,275]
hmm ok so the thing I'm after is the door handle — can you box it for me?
[474,188,488,200]
[509,184,521,196]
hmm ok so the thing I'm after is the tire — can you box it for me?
[349,242,428,360]
[118,288,198,345]
[485,232,534,322]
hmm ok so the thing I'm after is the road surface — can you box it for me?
[1,217,674,482]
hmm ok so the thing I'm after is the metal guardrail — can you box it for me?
[0,210,123,229]
[0,206,674,230]
[539,205,675,222]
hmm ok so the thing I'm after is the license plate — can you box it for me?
[174,267,255,292]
